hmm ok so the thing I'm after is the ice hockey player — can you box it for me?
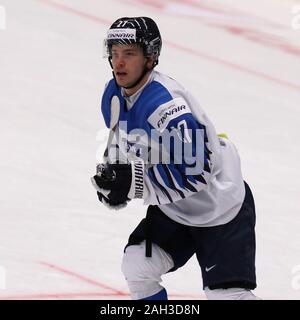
[91,16,260,300]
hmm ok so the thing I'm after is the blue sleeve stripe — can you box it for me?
[148,167,173,203]
[168,165,185,189]
[190,172,207,185]
[155,164,173,189]
[174,164,198,192]
[162,165,185,199]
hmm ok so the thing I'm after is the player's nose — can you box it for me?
[114,56,125,68]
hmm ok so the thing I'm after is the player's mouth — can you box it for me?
[116,72,128,78]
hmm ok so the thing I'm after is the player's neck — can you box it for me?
[124,71,151,97]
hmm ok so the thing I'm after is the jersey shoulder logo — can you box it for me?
[147,97,191,132]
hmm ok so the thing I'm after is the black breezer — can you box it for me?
[125,181,257,290]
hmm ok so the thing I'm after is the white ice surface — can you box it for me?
[0,0,300,299]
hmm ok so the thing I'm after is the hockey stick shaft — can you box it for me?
[103,95,120,164]
[96,95,120,178]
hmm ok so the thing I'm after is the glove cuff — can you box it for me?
[128,159,145,199]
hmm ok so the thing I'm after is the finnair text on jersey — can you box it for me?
[157,105,187,129]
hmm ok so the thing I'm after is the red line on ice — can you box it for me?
[39,261,127,296]
[172,0,288,29]
[122,0,300,58]
[37,0,300,92]
[165,40,300,91]
[0,291,129,300]
[37,0,111,25]
[38,262,204,299]
[0,291,204,300]
[0,261,205,300]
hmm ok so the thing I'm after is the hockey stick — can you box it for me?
[96,95,120,178]
[103,95,120,163]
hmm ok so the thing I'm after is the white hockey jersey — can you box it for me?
[101,71,245,227]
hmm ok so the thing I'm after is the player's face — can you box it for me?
[111,44,151,95]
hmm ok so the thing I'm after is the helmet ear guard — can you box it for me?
[102,39,110,59]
